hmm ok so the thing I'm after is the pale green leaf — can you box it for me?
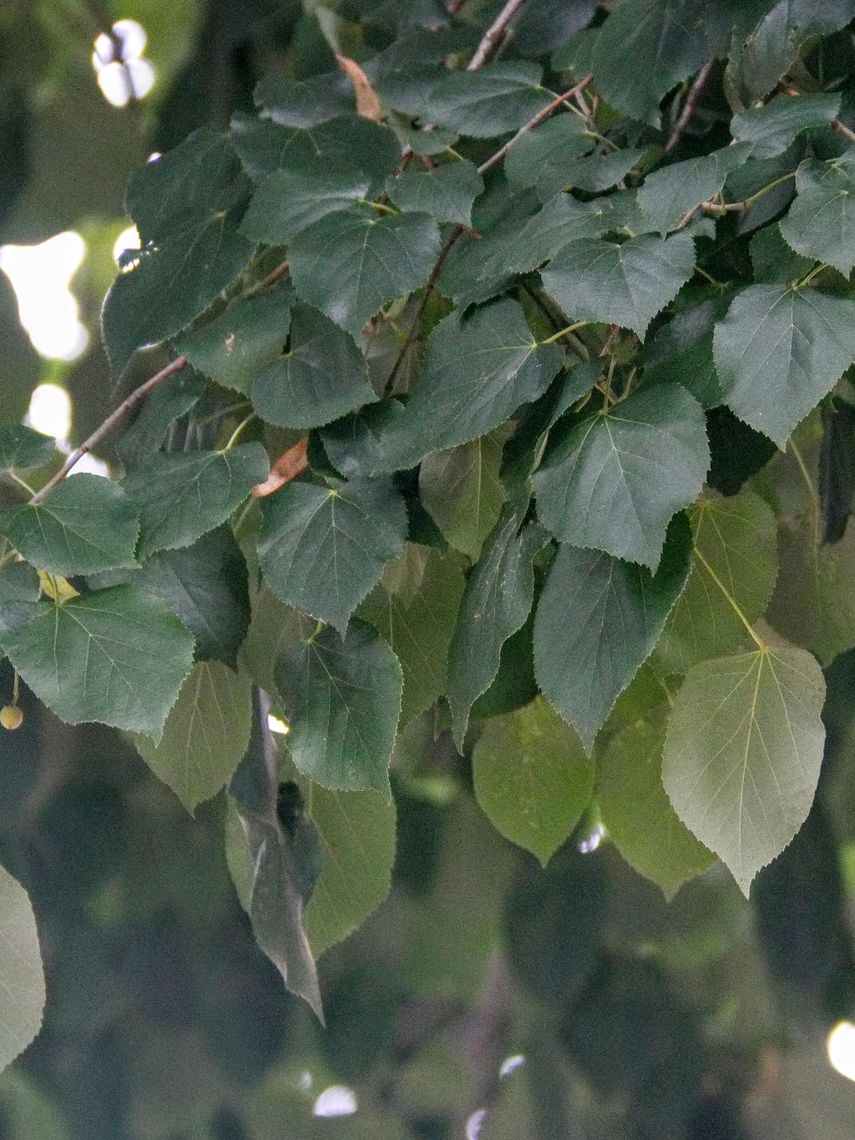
[132,661,252,811]
[258,478,407,634]
[541,232,696,338]
[3,585,195,739]
[534,515,691,751]
[534,384,709,569]
[779,150,855,277]
[0,864,45,1073]
[274,617,402,793]
[656,489,779,673]
[473,697,593,866]
[713,284,855,446]
[288,207,440,338]
[419,431,507,559]
[0,475,139,576]
[250,303,375,430]
[662,645,826,895]
[597,721,714,899]
[122,443,269,559]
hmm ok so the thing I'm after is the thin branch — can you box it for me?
[467,0,529,70]
[242,259,289,297]
[30,355,188,504]
[665,56,716,152]
[477,76,593,176]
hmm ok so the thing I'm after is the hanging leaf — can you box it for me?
[534,383,709,570]
[132,661,252,812]
[258,477,407,634]
[472,697,593,866]
[534,515,691,751]
[662,645,826,895]
[0,863,45,1073]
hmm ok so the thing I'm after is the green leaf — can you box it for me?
[132,661,252,811]
[3,585,195,739]
[288,207,440,338]
[122,443,269,559]
[419,431,508,559]
[255,70,355,127]
[0,425,55,472]
[258,478,407,634]
[0,475,139,576]
[448,510,546,749]
[175,284,294,396]
[102,128,254,375]
[472,697,593,866]
[591,0,731,125]
[642,294,731,408]
[713,284,855,446]
[274,617,402,794]
[115,367,206,467]
[731,93,841,159]
[0,563,40,638]
[425,61,553,138]
[779,151,855,277]
[503,114,592,189]
[239,159,371,245]
[767,516,855,666]
[540,148,645,196]
[638,145,752,234]
[387,160,483,227]
[349,300,564,473]
[304,783,397,956]
[656,490,779,674]
[0,863,45,1073]
[750,223,813,285]
[359,545,466,726]
[662,645,826,895]
[250,303,375,430]
[319,400,413,479]
[534,384,709,569]
[597,720,715,899]
[231,113,401,192]
[534,515,691,751]
[541,232,696,338]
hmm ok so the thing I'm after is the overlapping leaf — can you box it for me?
[731,93,840,159]
[638,145,751,234]
[386,160,483,227]
[0,425,55,472]
[780,151,855,277]
[425,61,553,137]
[419,431,507,559]
[240,160,371,245]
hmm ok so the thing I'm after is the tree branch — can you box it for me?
[477,76,592,176]
[467,0,529,70]
[665,57,716,153]
[29,355,188,504]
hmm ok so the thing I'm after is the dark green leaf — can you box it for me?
[749,223,813,284]
[819,400,855,544]
[0,475,139,576]
[473,697,593,866]
[115,367,206,466]
[425,61,553,138]
[175,284,294,396]
[274,617,402,794]
[102,128,254,375]
[541,232,696,338]
[534,384,709,569]
[255,71,355,127]
[541,148,645,195]
[251,303,375,430]
[3,585,195,739]
[359,545,466,726]
[132,661,252,811]
[288,207,440,338]
[503,114,591,189]
[597,721,715,899]
[0,563,39,639]
[448,510,546,748]
[779,150,855,277]
[638,145,752,234]
[240,160,371,246]
[534,515,691,750]
[713,284,855,446]
[642,294,731,408]
[387,160,483,227]
[656,489,778,673]
[259,477,407,634]
[0,863,45,1072]
[731,93,841,159]
[0,425,55,472]
[123,443,269,559]
[419,430,508,559]
[662,645,826,895]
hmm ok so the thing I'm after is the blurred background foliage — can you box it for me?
[3,2,855,1138]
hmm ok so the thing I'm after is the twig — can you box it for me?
[832,119,855,144]
[665,57,716,152]
[30,355,188,504]
[242,259,289,298]
[467,0,529,70]
[477,76,593,176]
[251,437,309,498]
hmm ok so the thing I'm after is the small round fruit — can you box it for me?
[0,705,23,731]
